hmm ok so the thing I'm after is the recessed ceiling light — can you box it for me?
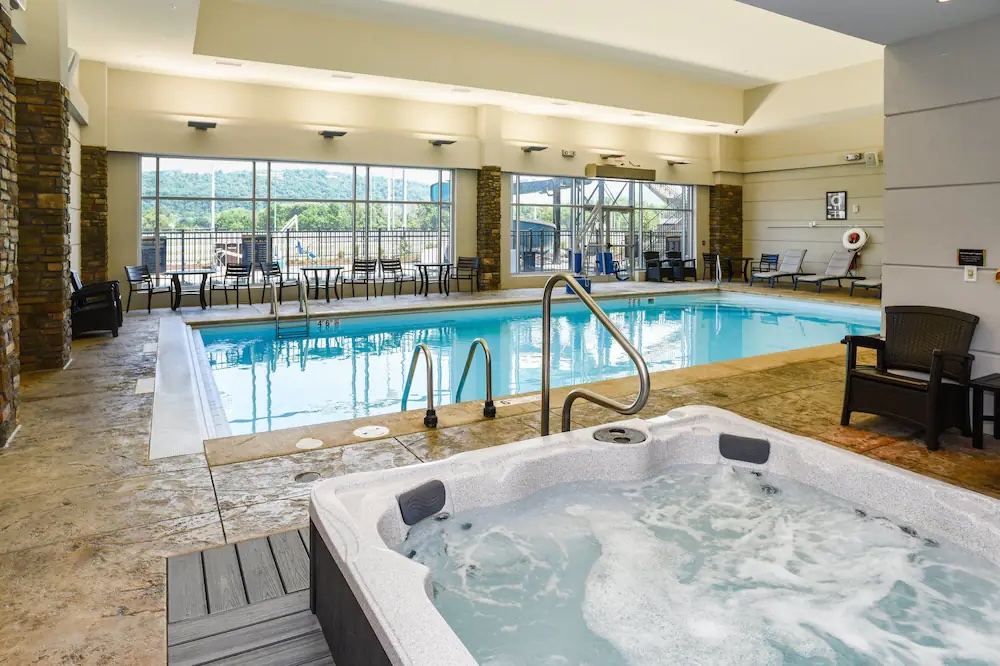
[452,87,471,93]
[707,123,720,128]
[632,112,648,118]
[552,100,570,106]
[937,0,950,3]
[330,73,355,80]
[216,60,242,68]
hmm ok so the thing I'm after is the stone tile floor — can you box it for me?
[2,281,996,665]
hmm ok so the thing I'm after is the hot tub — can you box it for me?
[308,406,1000,665]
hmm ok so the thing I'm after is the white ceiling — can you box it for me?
[737,0,1000,45]
[67,0,883,133]
[245,0,884,86]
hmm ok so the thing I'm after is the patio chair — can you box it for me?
[750,249,807,287]
[379,258,416,298]
[70,271,123,338]
[644,251,666,282]
[793,249,859,292]
[343,259,378,300]
[209,264,253,308]
[850,278,882,297]
[842,306,979,450]
[452,256,480,292]
[258,261,300,304]
[124,265,171,313]
[751,253,779,274]
[702,253,718,281]
[666,251,697,282]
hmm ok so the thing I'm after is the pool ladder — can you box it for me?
[456,338,496,418]
[401,343,438,428]
[271,281,311,340]
[540,273,650,435]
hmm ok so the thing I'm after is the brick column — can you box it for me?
[476,166,502,290]
[0,12,18,442]
[80,146,108,284]
[709,184,744,260]
[16,77,71,372]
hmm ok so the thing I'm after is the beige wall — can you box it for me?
[741,116,884,279]
[884,17,1000,374]
[69,117,81,275]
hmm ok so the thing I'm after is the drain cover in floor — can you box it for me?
[295,437,324,450]
[295,472,321,483]
[354,425,390,439]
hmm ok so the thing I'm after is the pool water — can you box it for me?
[400,465,1000,665]
[198,292,879,435]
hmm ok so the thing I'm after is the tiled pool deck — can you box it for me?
[2,280,998,663]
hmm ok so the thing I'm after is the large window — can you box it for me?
[140,157,453,275]
[510,175,694,274]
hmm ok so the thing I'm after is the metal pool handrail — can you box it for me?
[455,338,496,418]
[269,283,280,322]
[401,343,438,428]
[298,280,310,320]
[541,273,650,435]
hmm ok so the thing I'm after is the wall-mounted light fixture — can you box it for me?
[319,130,348,139]
[600,153,625,160]
[187,121,217,131]
[429,139,457,146]
[522,145,548,153]
[658,155,692,166]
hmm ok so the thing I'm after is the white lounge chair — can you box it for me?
[793,249,859,292]
[750,249,807,287]
[850,278,882,297]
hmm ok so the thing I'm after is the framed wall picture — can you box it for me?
[826,191,847,220]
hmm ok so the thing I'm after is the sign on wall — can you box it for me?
[826,191,847,220]
[958,249,986,267]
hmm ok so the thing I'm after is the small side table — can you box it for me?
[971,373,1000,449]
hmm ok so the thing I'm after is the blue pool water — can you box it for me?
[198,293,879,435]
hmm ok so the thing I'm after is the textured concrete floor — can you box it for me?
[2,282,998,664]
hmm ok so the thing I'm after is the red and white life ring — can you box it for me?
[843,227,869,251]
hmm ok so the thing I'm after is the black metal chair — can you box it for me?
[70,271,123,338]
[258,262,300,304]
[452,257,480,292]
[124,265,171,313]
[842,306,980,450]
[342,259,378,299]
[644,251,666,282]
[666,251,697,282]
[210,264,253,308]
[751,253,779,274]
[379,258,416,298]
[702,253,718,281]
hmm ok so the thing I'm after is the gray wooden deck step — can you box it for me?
[166,528,331,666]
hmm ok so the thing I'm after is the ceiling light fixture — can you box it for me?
[215,60,243,68]
[452,87,471,93]
[937,0,950,3]
[429,139,456,146]
[552,100,570,106]
[522,145,548,153]
[187,121,217,131]
[319,130,347,139]
[330,73,355,80]
[632,113,649,118]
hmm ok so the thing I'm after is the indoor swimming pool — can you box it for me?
[197,292,880,435]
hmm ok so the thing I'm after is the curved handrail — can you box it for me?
[541,273,650,435]
[455,338,496,418]
[401,343,438,428]
[298,280,310,320]
[269,282,280,322]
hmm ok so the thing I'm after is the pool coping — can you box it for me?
[203,342,849,467]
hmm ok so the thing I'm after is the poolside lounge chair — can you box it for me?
[750,249,807,287]
[793,249,858,292]
[842,306,978,450]
[851,279,882,297]
[124,264,171,313]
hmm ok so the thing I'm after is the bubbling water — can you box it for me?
[400,465,1000,665]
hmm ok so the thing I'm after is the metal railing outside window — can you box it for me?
[510,175,694,275]
[140,157,453,279]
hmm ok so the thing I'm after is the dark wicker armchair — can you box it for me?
[70,271,123,338]
[841,306,979,450]
[644,251,665,282]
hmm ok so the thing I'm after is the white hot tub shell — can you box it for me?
[308,406,1000,666]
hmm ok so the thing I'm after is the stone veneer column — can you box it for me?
[476,166,502,290]
[708,184,744,260]
[15,77,71,372]
[80,146,108,284]
[0,11,18,443]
